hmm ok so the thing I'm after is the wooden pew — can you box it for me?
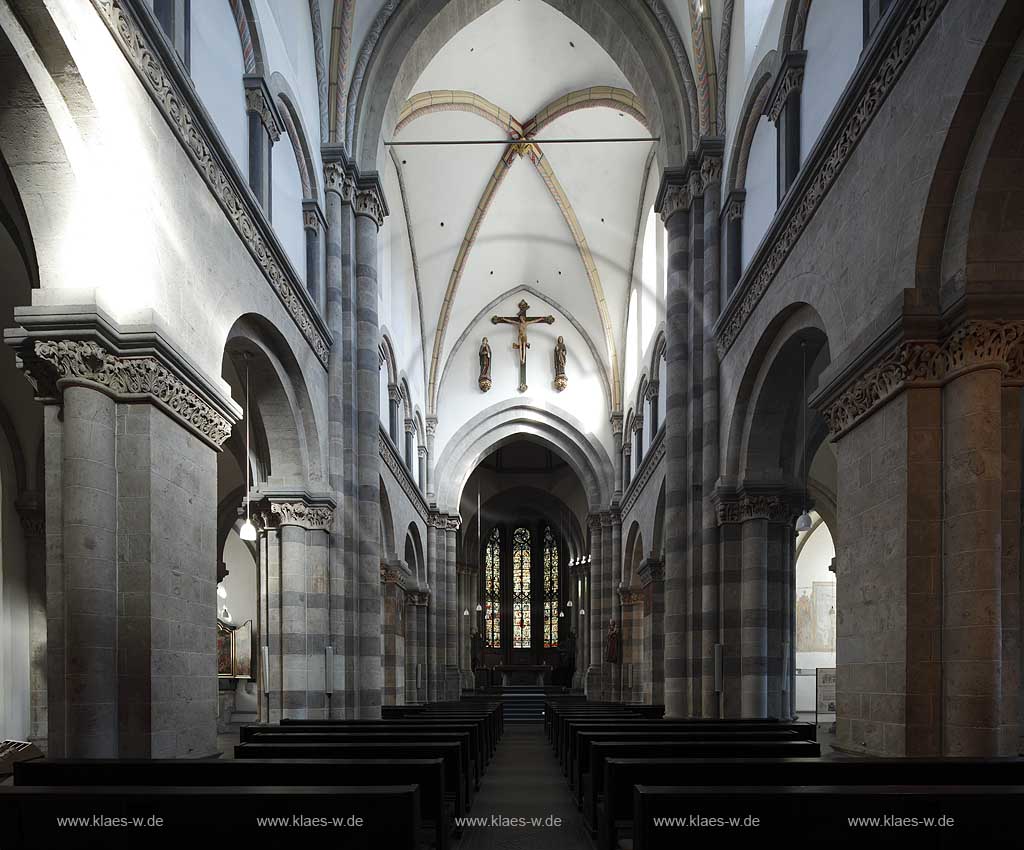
[235,741,469,818]
[0,785,420,850]
[574,728,802,800]
[550,710,642,755]
[271,720,489,773]
[14,758,450,850]
[632,784,1024,850]
[242,730,477,797]
[582,738,821,830]
[563,719,814,776]
[599,757,1024,850]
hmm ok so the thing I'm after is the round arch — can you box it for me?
[622,520,644,589]
[434,400,614,513]
[725,50,778,194]
[347,0,696,174]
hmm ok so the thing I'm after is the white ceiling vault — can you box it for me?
[389,0,657,418]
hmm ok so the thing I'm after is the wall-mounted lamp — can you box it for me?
[463,608,470,616]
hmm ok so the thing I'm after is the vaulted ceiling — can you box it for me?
[390,0,658,414]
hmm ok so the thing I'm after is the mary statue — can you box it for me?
[478,337,492,392]
[604,619,619,663]
[553,336,567,391]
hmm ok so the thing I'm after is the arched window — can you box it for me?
[484,527,501,648]
[543,526,559,647]
[512,527,531,649]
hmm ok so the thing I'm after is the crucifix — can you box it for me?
[490,299,555,392]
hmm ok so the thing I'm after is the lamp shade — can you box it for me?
[239,518,257,541]
[475,603,483,612]
[795,510,814,533]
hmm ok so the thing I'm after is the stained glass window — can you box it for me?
[484,527,501,648]
[543,526,559,647]
[512,527,531,648]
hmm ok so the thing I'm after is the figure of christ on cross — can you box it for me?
[490,299,555,392]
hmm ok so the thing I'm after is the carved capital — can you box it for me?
[766,58,805,124]
[15,495,44,540]
[254,496,335,531]
[699,155,723,192]
[425,417,438,437]
[388,383,402,402]
[404,418,415,434]
[324,160,355,200]
[620,588,645,605]
[724,194,745,221]
[715,491,800,525]
[822,320,1024,437]
[380,564,406,587]
[610,412,624,436]
[631,415,644,434]
[354,183,387,227]
[637,558,664,587]
[406,590,430,607]
[645,380,660,401]
[417,444,428,459]
[23,339,232,447]
[244,77,283,142]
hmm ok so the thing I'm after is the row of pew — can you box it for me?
[0,698,502,849]
[545,695,1024,848]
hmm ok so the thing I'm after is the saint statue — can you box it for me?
[553,335,567,391]
[604,619,619,664]
[478,337,492,392]
[471,629,484,670]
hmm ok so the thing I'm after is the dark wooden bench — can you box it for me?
[582,738,821,830]
[270,720,489,772]
[242,729,477,795]
[574,729,802,800]
[550,711,642,755]
[633,784,1024,849]
[235,740,469,818]
[14,757,449,850]
[0,785,420,850]
[563,720,814,776]
[599,757,1024,850]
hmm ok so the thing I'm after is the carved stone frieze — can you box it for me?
[716,0,947,357]
[621,432,666,517]
[378,430,428,519]
[715,492,800,525]
[26,340,232,447]
[822,320,1024,437]
[90,0,330,367]
[619,588,645,605]
[269,500,334,530]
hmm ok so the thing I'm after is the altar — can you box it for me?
[493,664,552,687]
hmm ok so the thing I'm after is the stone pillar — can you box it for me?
[623,443,632,490]
[302,200,327,309]
[387,384,401,443]
[646,381,660,440]
[459,563,476,688]
[404,418,415,472]
[425,418,437,502]
[1001,385,1020,755]
[445,517,461,700]
[609,514,622,702]
[632,415,644,470]
[353,184,387,718]
[656,170,691,718]
[11,327,234,758]
[381,565,406,706]
[611,413,623,500]
[244,76,281,210]
[602,514,616,701]
[405,591,427,703]
[254,498,334,721]
[426,519,441,702]
[766,52,805,201]
[16,496,47,748]
[638,558,665,705]
[740,515,768,718]
[418,445,428,494]
[687,172,704,717]
[700,150,723,718]
[324,152,357,718]
[586,516,604,700]
[720,192,744,301]
[62,385,118,756]
[942,367,1003,755]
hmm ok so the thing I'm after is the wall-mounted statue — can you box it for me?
[604,619,619,663]
[553,335,567,391]
[478,337,492,392]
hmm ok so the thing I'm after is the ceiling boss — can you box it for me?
[490,299,555,392]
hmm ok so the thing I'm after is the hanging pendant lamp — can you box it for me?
[239,353,258,542]
[795,340,813,533]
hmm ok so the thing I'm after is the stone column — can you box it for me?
[302,200,327,309]
[632,415,644,470]
[381,565,405,706]
[638,558,665,705]
[62,385,118,756]
[716,495,742,717]
[656,170,691,718]
[418,445,428,493]
[687,171,704,717]
[611,413,623,500]
[459,563,476,688]
[700,150,723,718]
[942,367,1003,755]
[244,76,281,210]
[608,513,622,702]
[720,192,745,301]
[425,418,437,502]
[426,519,441,702]
[404,418,415,472]
[255,498,334,721]
[16,496,47,748]
[445,517,461,700]
[586,517,604,700]
[1001,385,1020,755]
[622,443,632,490]
[646,381,660,439]
[740,514,768,718]
[601,514,616,701]
[387,384,401,443]
[765,53,805,202]
[324,153,357,718]
[353,183,387,718]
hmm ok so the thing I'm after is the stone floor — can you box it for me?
[456,723,592,850]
